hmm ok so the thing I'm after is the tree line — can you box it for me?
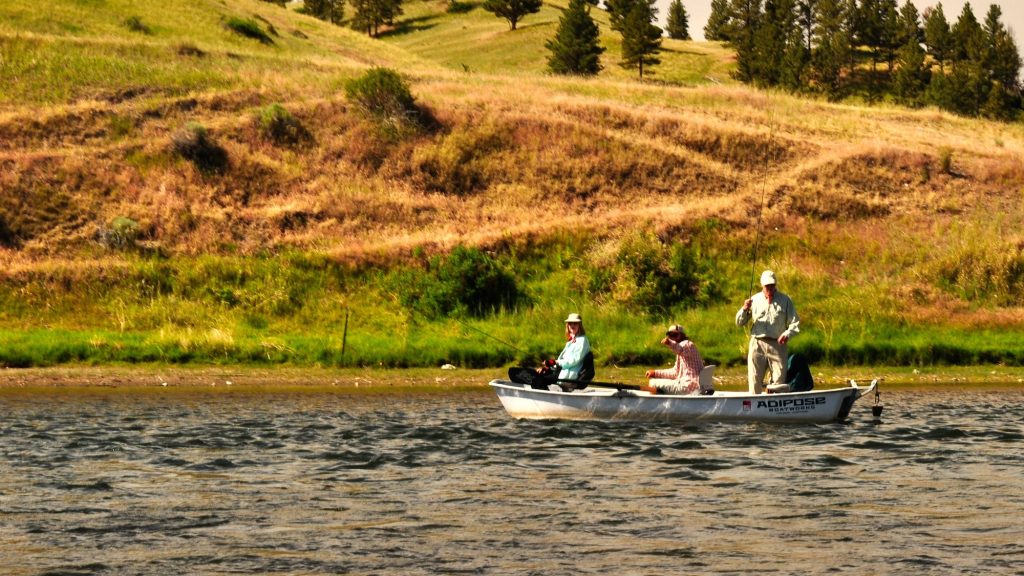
[704,0,1022,119]
[301,0,403,37]
[295,0,693,79]
[293,0,1019,118]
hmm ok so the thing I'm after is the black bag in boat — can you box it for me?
[507,366,559,389]
[507,365,591,391]
[786,353,814,392]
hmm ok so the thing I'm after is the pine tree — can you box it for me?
[951,2,985,63]
[981,4,1003,72]
[981,80,1016,121]
[982,5,1021,89]
[482,0,543,31]
[666,0,691,40]
[946,58,989,116]
[730,0,763,82]
[896,0,921,48]
[856,0,885,74]
[780,23,809,90]
[619,0,662,79]
[546,0,605,75]
[705,0,734,41]
[923,2,952,71]
[811,0,850,98]
[305,0,345,24]
[879,0,900,71]
[606,0,634,32]
[841,0,858,72]
[753,0,797,86]
[981,4,1022,118]
[925,68,953,109]
[796,0,818,51]
[350,0,402,37]
[607,0,659,34]
[892,36,929,106]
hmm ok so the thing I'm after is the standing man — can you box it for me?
[735,270,800,394]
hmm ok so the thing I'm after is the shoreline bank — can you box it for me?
[1,365,1023,393]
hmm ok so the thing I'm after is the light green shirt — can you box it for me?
[735,291,800,340]
[556,335,590,380]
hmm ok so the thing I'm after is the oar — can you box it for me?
[562,378,644,392]
[507,367,645,392]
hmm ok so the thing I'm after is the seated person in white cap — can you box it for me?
[736,270,800,394]
[644,325,704,395]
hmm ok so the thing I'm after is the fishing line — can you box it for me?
[747,90,777,297]
[737,88,778,359]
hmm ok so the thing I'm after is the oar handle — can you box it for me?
[508,367,652,393]
[557,378,645,392]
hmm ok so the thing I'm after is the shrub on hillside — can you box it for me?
[99,217,141,250]
[124,16,152,34]
[225,17,274,44]
[582,231,724,315]
[395,246,524,319]
[0,213,16,248]
[345,68,423,137]
[255,103,311,146]
[176,43,207,57]
[413,124,506,195]
[107,115,134,139]
[171,122,228,173]
[447,1,474,14]
[938,147,954,175]
[935,243,1024,306]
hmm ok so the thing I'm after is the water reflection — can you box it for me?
[0,388,1021,574]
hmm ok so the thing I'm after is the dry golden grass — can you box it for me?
[2,1,1023,306]
[3,74,1023,265]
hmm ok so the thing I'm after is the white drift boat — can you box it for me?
[490,376,878,424]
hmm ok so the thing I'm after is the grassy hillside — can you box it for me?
[0,0,430,105]
[2,0,1024,370]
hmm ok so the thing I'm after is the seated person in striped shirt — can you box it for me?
[644,324,704,395]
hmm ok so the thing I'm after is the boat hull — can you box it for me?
[489,380,875,424]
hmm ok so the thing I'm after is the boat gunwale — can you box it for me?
[488,379,875,399]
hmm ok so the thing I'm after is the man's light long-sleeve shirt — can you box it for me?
[735,291,800,340]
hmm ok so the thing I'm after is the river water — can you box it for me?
[1,386,1022,575]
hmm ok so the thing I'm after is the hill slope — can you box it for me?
[2,0,1024,369]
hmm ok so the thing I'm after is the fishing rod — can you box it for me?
[453,317,530,356]
[736,91,778,360]
[746,91,777,298]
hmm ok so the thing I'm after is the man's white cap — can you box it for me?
[760,270,777,286]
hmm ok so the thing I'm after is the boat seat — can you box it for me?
[579,350,595,382]
[698,365,716,395]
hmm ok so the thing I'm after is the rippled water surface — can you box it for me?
[1,386,1022,575]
